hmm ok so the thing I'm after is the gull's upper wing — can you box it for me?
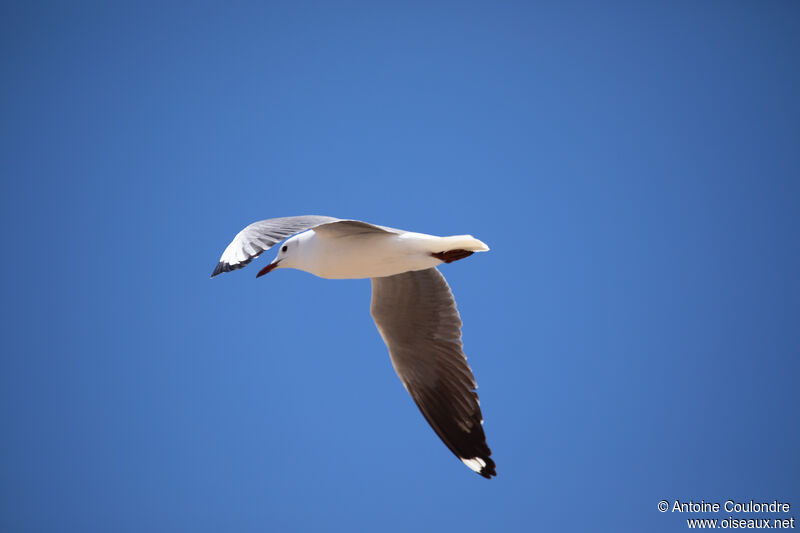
[370,267,496,478]
[211,215,340,277]
[211,216,403,277]
[311,220,401,238]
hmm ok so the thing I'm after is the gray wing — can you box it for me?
[211,215,339,277]
[370,268,496,478]
[211,216,401,277]
[311,220,401,238]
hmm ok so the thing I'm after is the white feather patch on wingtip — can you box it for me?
[461,457,487,473]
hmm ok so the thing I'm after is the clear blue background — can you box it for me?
[1,2,798,531]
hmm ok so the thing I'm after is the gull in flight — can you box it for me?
[211,215,496,478]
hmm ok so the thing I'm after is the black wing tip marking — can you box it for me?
[210,262,226,278]
[474,456,497,479]
[411,385,496,479]
[457,440,496,479]
[210,259,251,278]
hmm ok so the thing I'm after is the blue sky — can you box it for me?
[1,2,798,531]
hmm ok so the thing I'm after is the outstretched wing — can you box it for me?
[211,216,403,277]
[211,215,340,277]
[370,267,496,478]
[311,220,400,238]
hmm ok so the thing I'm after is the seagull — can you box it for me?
[211,215,496,478]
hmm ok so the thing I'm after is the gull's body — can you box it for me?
[212,215,496,478]
[277,226,479,279]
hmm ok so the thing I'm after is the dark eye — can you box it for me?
[281,245,288,252]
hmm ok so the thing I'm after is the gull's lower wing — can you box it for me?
[370,267,496,478]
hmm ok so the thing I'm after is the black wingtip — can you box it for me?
[478,457,497,479]
[211,262,228,278]
[211,259,252,278]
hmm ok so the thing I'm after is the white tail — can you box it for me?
[437,234,490,252]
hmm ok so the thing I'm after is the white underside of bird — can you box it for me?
[269,228,487,279]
